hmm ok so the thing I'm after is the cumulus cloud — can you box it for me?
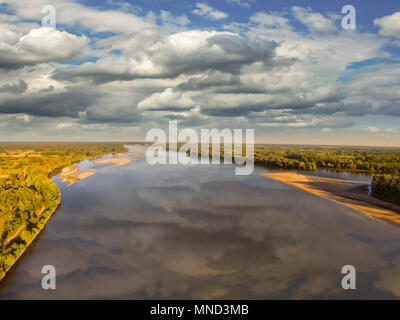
[159,10,190,31]
[0,87,96,118]
[138,88,196,111]
[250,12,291,29]
[292,6,337,33]
[177,71,240,91]
[374,11,400,42]
[52,30,278,83]
[192,3,228,20]
[0,27,88,69]
[225,0,251,9]
[361,126,381,133]
[0,1,398,144]
[5,0,153,34]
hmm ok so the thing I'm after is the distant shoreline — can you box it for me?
[261,172,400,226]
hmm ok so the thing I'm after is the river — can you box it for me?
[0,145,399,299]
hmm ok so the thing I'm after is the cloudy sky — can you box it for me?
[0,0,399,146]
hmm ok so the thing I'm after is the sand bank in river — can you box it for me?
[58,156,133,186]
[261,172,400,226]
[59,168,95,186]
[92,157,132,167]
[115,153,146,158]
[60,165,79,176]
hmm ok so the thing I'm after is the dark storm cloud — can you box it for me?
[378,102,400,116]
[343,101,400,117]
[179,115,211,127]
[0,88,95,118]
[164,114,186,120]
[200,99,319,117]
[197,84,351,118]
[163,114,210,128]
[145,106,193,112]
[304,98,400,117]
[213,86,291,94]
[202,105,264,117]
[83,107,143,124]
[0,80,28,94]
[0,55,38,70]
[249,113,354,129]
[51,70,152,85]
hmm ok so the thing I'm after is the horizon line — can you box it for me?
[0,141,399,149]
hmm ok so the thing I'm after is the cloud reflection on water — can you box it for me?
[1,156,400,299]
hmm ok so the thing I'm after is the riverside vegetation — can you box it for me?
[372,175,400,205]
[0,143,127,281]
[189,143,400,203]
[251,145,400,204]
[182,143,400,174]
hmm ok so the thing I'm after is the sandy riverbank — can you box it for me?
[261,172,400,226]
[60,165,79,176]
[58,156,133,186]
[115,153,146,158]
[92,157,132,167]
[59,169,96,185]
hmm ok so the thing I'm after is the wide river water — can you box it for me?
[0,145,399,299]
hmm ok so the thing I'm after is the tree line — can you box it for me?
[0,143,127,281]
[371,175,400,205]
[186,143,400,204]
[252,145,400,174]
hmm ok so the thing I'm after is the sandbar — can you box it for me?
[60,165,79,176]
[59,169,96,186]
[92,157,132,167]
[261,172,400,226]
[115,153,146,158]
